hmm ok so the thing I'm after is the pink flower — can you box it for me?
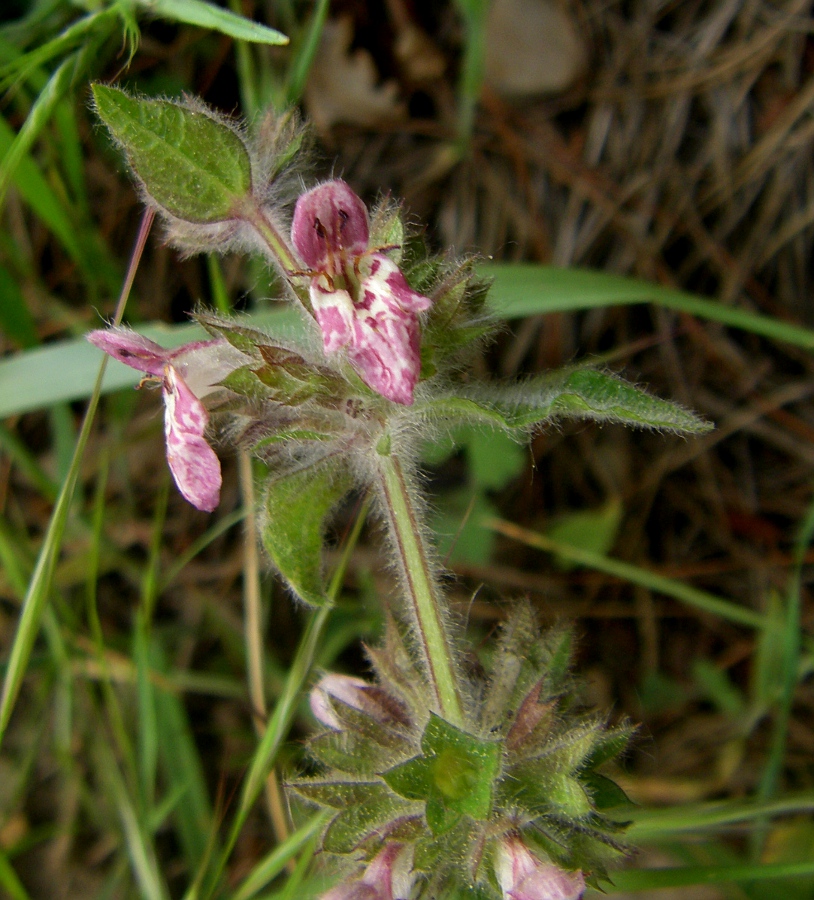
[291,180,431,406]
[87,328,246,511]
[496,837,585,900]
[321,843,414,900]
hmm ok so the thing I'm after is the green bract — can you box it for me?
[92,85,252,222]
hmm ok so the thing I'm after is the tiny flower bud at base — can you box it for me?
[496,837,585,900]
[321,843,414,900]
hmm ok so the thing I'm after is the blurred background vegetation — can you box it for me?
[1,1,814,898]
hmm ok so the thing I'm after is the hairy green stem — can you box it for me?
[377,451,464,727]
[242,199,299,277]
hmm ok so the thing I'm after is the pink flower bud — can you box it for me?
[310,674,369,730]
[496,837,585,900]
[291,181,431,405]
[87,327,247,511]
[321,843,414,900]
[310,673,411,731]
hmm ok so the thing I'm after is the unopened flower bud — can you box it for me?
[310,673,410,731]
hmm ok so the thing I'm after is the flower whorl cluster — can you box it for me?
[295,610,631,900]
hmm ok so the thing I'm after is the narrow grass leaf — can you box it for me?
[624,792,814,841]
[140,0,288,45]
[0,265,37,348]
[0,46,96,210]
[284,0,330,105]
[0,9,115,91]
[0,366,106,746]
[201,503,369,900]
[752,492,814,853]
[602,859,814,892]
[484,517,766,630]
[96,741,169,900]
[154,663,219,877]
[232,814,328,900]
[5,263,806,416]
[482,264,814,351]
[0,849,32,900]
[0,114,83,265]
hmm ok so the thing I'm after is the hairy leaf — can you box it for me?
[262,453,353,606]
[92,85,252,223]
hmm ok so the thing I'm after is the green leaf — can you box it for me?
[383,714,501,835]
[291,778,382,809]
[426,367,712,435]
[92,85,252,223]
[581,772,632,811]
[140,0,288,45]
[262,453,354,606]
[323,799,407,854]
[308,731,397,776]
[0,266,37,348]
[583,725,633,770]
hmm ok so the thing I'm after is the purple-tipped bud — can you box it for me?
[310,674,411,731]
[322,843,414,900]
[291,179,370,272]
[291,181,432,405]
[87,327,247,511]
[87,329,168,378]
[496,837,585,900]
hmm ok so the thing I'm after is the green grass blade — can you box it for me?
[231,814,329,900]
[0,308,302,419]
[154,659,220,877]
[452,0,489,149]
[600,859,814,893]
[159,506,247,591]
[0,358,108,747]
[751,494,814,854]
[484,516,766,630]
[96,740,169,900]
[0,10,114,90]
[0,423,57,499]
[0,113,84,265]
[482,264,814,350]
[199,500,369,900]
[624,793,814,840]
[284,0,330,106]
[140,0,288,45]
[0,265,37,348]
[0,848,32,900]
[0,211,154,749]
